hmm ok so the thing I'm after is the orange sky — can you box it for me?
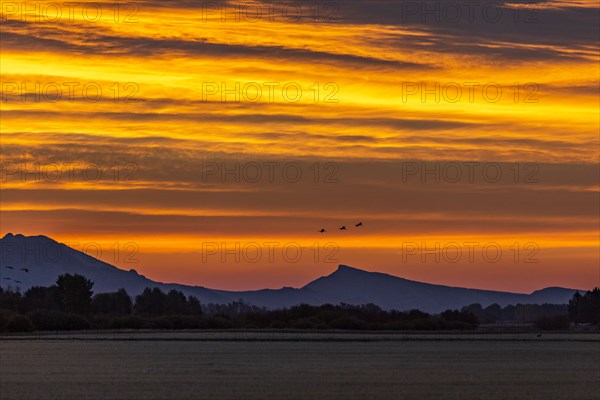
[1,0,599,292]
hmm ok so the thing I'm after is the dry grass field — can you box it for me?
[1,332,599,400]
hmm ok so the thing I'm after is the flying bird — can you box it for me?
[3,278,11,280]
[21,268,29,273]
[14,280,21,284]
[537,333,542,338]
[5,266,13,269]
[355,222,363,227]
[339,226,347,231]
[319,228,326,233]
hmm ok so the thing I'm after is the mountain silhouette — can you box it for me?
[0,234,583,312]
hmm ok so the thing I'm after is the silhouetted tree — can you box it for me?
[134,287,167,316]
[5,314,34,332]
[568,288,600,324]
[463,302,567,323]
[55,274,94,314]
[22,286,60,312]
[114,289,133,314]
[165,289,187,314]
[91,288,132,315]
[501,304,516,321]
[534,315,570,330]
[483,304,502,322]
[407,309,429,320]
[568,292,583,323]
[186,296,202,316]
[0,288,22,311]
[441,309,479,327]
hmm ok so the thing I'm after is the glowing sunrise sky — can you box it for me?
[1,0,598,292]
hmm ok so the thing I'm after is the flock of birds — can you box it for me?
[319,222,363,233]
[2,265,29,284]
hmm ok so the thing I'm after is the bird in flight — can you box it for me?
[21,268,29,273]
[5,266,13,269]
[355,222,363,227]
[3,277,11,280]
[14,280,21,284]
[319,228,326,233]
[339,226,347,230]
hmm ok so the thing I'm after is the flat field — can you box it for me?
[1,332,599,400]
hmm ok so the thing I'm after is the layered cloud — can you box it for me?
[1,0,598,291]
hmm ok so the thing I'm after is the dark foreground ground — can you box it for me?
[1,332,599,400]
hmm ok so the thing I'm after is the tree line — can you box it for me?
[0,274,598,333]
[461,288,600,329]
[568,289,600,324]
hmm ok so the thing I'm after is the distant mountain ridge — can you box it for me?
[0,233,584,313]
